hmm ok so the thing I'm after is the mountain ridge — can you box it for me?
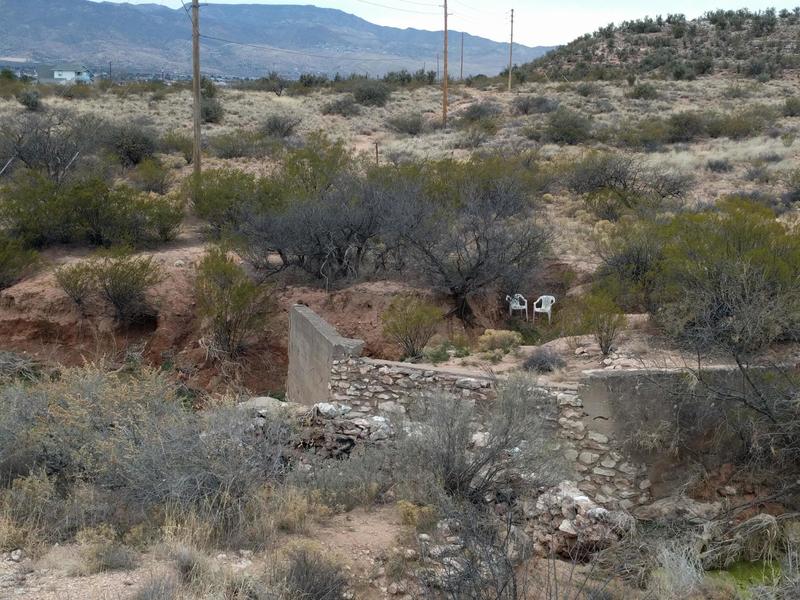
[0,0,551,77]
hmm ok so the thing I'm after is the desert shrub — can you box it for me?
[0,367,293,547]
[55,261,96,311]
[706,158,733,173]
[0,236,37,290]
[783,96,800,117]
[161,130,193,164]
[201,97,224,123]
[384,159,549,323]
[172,545,214,587]
[281,546,347,600]
[649,541,704,598]
[707,107,775,139]
[353,80,390,106]
[287,447,395,511]
[381,295,441,359]
[511,95,558,115]
[0,351,41,382]
[73,527,138,575]
[16,89,41,111]
[596,219,663,311]
[131,573,180,600]
[575,82,598,97]
[191,169,268,236]
[569,152,691,219]
[93,250,161,323]
[666,111,708,143]
[477,329,522,353]
[545,107,592,144]
[387,113,426,136]
[106,123,157,167]
[260,115,300,138]
[627,82,659,100]
[401,376,563,504]
[784,169,800,203]
[0,110,104,182]
[237,172,383,285]
[195,247,272,357]
[581,290,626,355]
[60,83,94,100]
[652,199,800,356]
[208,130,269,159]
[321,95,361,117]
[460,101,501,125]
[523,347,565,373]
[130,158,169,194]
[143,195,184,242]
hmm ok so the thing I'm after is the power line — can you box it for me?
[200,33,412,63]
[354,0,439,15]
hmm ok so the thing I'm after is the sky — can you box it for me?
[93,1,789,46]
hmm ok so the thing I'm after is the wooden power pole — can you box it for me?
[507,8,514,92]
[442,0,449,127]
[191,0,202,183]
[460,32,464,80]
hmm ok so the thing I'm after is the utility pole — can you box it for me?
[191,0,202,184]
[436,53,439,81]
[108,61,112,81]
[508,8,514,93]
[460,32,464,80]
[442,0,449,127]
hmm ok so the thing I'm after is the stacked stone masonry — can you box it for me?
[554,388,651,510]
[329,358,495,419]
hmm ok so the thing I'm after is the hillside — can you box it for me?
[520,7,800,81]
[0,0,550,77]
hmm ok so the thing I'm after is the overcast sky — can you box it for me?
[92,1,788,46]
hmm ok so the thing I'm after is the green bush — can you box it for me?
[460,101,501,125]
[352,80,391,107]
[381,295,441,359]
[208,130,269,159]
[627,83,659,100]
[190,169,268,236]
[386,113,426,136]
[260,115,300,138]
[321,95,361,117]
[783,96,800,117]
[201,97,224,123]
[581,290,626,355]
[0,236,37,290]
[511,95,558,115]
[55,262,96,311]
[106,124,157,167]
[93,250,162,323]
[195,247,271,357]
[130,158,169,194]
[545,108,592,144]
[652,199,800,355]
[161,130,193,164]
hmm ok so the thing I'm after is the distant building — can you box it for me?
[36,64,93,84]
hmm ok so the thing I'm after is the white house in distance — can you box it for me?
[36,64,93,84]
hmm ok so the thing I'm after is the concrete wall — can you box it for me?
[286,305,364,406]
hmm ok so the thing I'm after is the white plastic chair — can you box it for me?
[533,295,556,324]
[505,294,528,320]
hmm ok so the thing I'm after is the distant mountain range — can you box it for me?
[0,0,552,77]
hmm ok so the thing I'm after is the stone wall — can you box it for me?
[286,305,364,406]
[285,306,730,512]
[329,358,496,419]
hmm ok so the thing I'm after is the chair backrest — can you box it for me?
[513,293,526,304]
[536,295,556,309]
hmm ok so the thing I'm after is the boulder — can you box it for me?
[633,496,722,522]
